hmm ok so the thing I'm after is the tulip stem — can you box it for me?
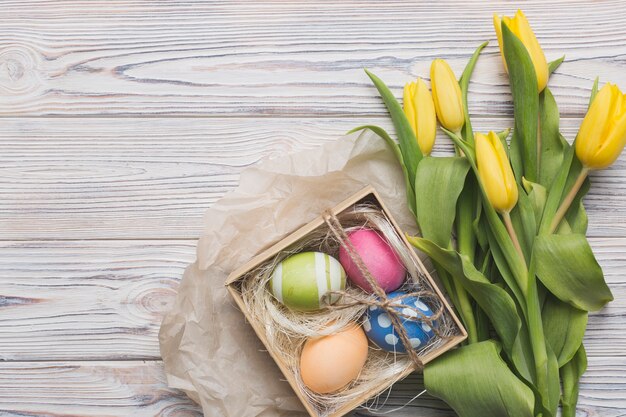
[549,167,590,234]
[452,129,465,157]
[502,211,525,264]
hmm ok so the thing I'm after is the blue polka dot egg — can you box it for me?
[362,290,436,353]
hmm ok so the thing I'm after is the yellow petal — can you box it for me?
[430,59,465,133]
[511,10,548,92]
[414,78,437,155]
[489,131,518,208]
[493,14,508,73]
[403,82,417,136]
[592,88,626,169]
[591,111,626,168]
[576,84,614,168]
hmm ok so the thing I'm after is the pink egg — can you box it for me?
[338,229,405,293]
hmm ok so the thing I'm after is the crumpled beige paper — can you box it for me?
[159,130,418,416]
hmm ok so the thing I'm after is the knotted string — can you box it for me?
[321,209,445,369]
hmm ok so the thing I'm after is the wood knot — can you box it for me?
[125,281,178,320]
[0,45,43,94]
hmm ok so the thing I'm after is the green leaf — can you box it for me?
[539,88,567,188]
[473,202,488,252]
[475,306,491,342]
[486,228,526,310]
[414,157,470,247]
[538,146,575,235]
[456,175,478,261]
[459,41,489,145]
[424,341,535,417]
[560,345,587,417]
[539,130,589,235]
[548,56,565,75]
[509,130,525,182]
[502,21,540,182]
[543,342,562,417]
[511,319,537,385]
[534,234,613,311]
[510,185,536,259]
[522,178,547,226]
[524,261,560,417]
[350,125,416,215]
[408,236,534,381]
[364,69,422,189]
[497,127,513,160]
[483,192,529,294]
[564,199,589,235]
[542,293,588,367]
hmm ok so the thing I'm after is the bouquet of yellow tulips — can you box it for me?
[352,10,623,417]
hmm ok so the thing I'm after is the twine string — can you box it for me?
[321,209,444,368]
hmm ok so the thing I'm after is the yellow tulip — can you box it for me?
[403,78,437,155]
[494,10,549,93]
[575,83,626,169]
[476,131,518,213]
[430,59,465,134]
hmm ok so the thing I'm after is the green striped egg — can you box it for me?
[270,251,346,311]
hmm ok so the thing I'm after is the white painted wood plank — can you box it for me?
[0,240,195,360]
[0,358,623,417]
[1,1,625,116]
[0,361,203,417]
[1,117,625,240]
[0,239,622,361]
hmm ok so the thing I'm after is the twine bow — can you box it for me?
[321,209,444,368]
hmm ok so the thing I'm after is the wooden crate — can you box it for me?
[225,185,467,417]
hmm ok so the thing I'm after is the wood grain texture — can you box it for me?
[1,117,625,240]
[0,358,623,417]
[0,240,195,361]
[0,361,203,417]
[1,0,626,117]
[0,239,623,361]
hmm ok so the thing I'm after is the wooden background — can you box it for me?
[1,1,625,416]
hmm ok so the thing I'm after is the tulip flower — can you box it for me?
[494,10,549,93]
[576,83,626,170]
[476,131,524,261]
[430,59,465,134]
[476,132,518,213]
[550,83,626,233]
[403,78,437,155]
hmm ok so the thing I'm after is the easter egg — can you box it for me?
[269,251,346,311]
[362,290,436,353]
[300,324,369,394]
[339,229,405,293]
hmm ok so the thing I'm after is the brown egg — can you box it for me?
[299,323,369,394]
